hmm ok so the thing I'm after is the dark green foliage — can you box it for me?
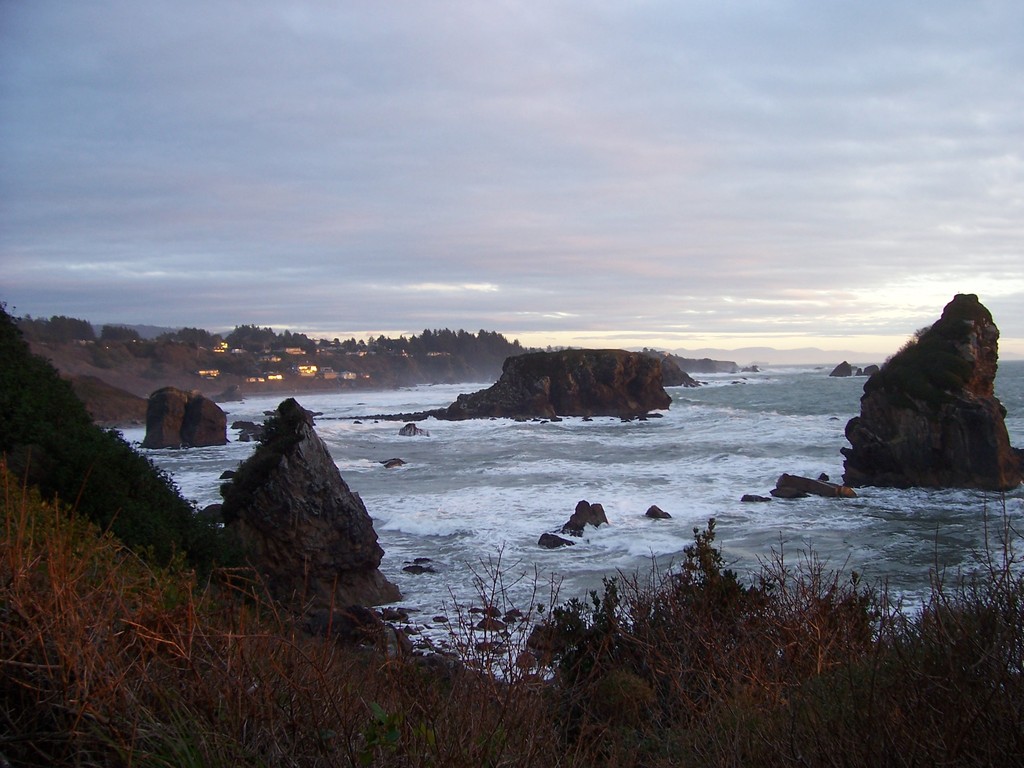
[0,304,238,575]
[225,323,317,353]
[225,323,279,351]
[16,313,96,342]
[542,518,879,760]
[865,294,983,409]
[156,326,222,347]
[99,324,142,342]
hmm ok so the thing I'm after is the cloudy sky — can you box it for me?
[2,1,1022,360]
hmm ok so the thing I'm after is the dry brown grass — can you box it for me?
[0,466,570,767]
[3,467,1023,767]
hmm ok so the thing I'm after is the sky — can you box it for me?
[2,1,1022,363]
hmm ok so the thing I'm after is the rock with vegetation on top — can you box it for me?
[842,294,1023,490]
[441,349,671,420]
[142,386,227,448]
[650,354,702,387]
[220,398,401,608]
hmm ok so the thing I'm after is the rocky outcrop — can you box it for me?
[399,422,430,437]
[842,294,1022,490]
[538,532,576,549]
[231,420,264,442]
[439,350,671,420]
[220,398,400,608]
[642,352,702,387]
[830,362,879,377]
[658,357,701,388]
[673,356,739,374]
[561,499,609,536]
[770,473,856,499]
[829,361,855,377]
[645,505,672,519]
[141,386,227,448]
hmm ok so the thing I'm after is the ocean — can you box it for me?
[123,361,1024,629]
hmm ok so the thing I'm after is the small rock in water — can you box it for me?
[399,422,430,437]
[645,505,672,519]
[538,532,575,549]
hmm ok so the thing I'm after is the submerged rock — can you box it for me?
[771,473,856,498]
[221,398,400,608]
[842,294,1022,490]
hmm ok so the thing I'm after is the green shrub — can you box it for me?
[0,304,238,575]
[865,295,983,409]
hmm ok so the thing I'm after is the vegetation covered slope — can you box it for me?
[0,304,236,573]
[4,480,1022,767]
[3,301,1023,766]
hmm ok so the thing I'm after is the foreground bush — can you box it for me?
[2,468,1022,766]
[539,517,1024,766]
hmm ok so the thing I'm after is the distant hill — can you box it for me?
[93,323,178,340]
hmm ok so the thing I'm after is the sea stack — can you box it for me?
[141,386,227,448]
[220,398,400,608]
[440,349,671,420]
[841,294,1022,490]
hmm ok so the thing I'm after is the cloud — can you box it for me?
[1,1,1023,354]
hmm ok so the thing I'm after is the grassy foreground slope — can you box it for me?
[3,472,1022,766]
[2,302,1022,766]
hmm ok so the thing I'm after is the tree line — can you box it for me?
[16,315,526,359]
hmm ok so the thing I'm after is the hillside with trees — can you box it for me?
[16,315,529,401]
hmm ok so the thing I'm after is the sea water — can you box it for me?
[122,361,1024,624]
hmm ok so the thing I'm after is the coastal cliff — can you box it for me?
[439,349,672,420]
[841,294,1022,490]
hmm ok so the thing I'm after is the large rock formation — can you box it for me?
[439,349,672,420]
[842,294,1022,490]
[220,398,400,608]
[141,386,227,448]
[650,354,701,387]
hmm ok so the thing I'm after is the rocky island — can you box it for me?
[842,294,1022,490]
[437,349,672,420]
